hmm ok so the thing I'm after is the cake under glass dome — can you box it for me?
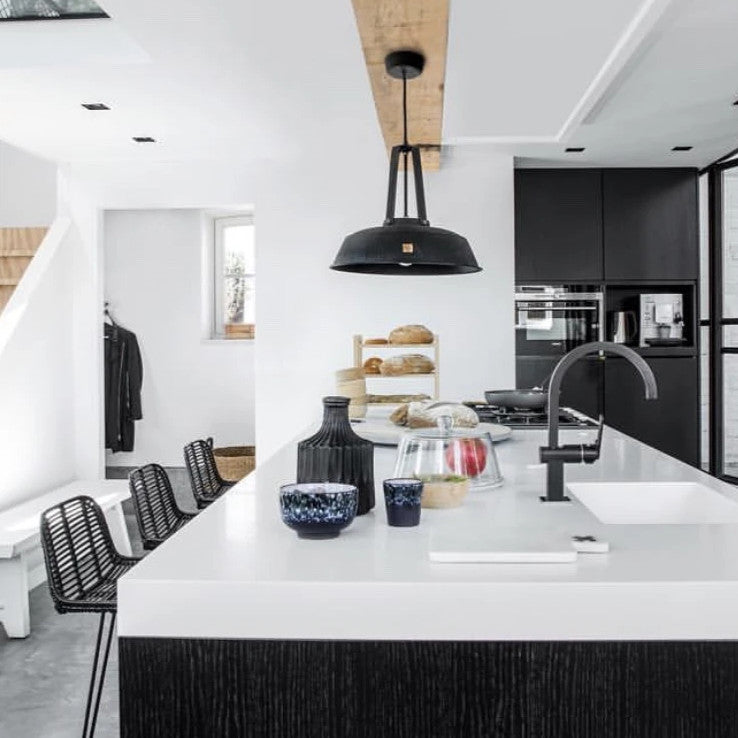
[393,416,503,493]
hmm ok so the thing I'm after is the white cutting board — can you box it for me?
[429,528,580,563]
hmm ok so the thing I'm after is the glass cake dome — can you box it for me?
[393,417,503,507]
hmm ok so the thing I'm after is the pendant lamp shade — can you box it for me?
[331,51,481,276]
[332,222,480,275]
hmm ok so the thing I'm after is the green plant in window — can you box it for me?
[224,251,247,324]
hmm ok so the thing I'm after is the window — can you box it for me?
[0,0,108,20]
[213,215,255,340]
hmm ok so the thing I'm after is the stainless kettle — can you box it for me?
[611,311,637,344]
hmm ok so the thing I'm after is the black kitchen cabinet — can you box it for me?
[513,166,701,466]
[604,356,699,466]
[517,356,603,420]
[603,169,698,281]
[515,169,602,283]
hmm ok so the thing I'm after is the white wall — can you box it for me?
[0,221,78,511]
[255,148,515,460]
[104,209,255,468]
[65,146,515,467]
[0,143,65,511]
[0,141,56,226]
[63,176,106,480]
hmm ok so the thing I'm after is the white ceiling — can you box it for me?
[0,0,381,167]
[469,0,738,168]
[443,0,648,139]
[0,0,735,172]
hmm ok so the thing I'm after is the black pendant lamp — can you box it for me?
[331,50,481,275]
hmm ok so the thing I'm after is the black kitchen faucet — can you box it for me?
[539,342,659,502]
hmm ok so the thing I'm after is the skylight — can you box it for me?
[0,0,108,21]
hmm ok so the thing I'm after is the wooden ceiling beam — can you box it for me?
[351,0,448,170]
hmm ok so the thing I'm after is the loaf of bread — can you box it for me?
[389,324,433,345]
[379,354,435,376]
[364,337,389,345]
[390,401,480,429]
[363,357,382,375]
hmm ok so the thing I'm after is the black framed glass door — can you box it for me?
[707,158,738,480]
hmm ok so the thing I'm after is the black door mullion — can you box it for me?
[708,165,724,476]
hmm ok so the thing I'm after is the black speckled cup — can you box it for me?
[383,479,423,527]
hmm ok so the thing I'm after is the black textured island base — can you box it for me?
[119,638,738,738]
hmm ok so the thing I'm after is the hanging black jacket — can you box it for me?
[105,323,143,452]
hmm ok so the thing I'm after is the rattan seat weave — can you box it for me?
[54,561,134,612]
[184,438,235,509]
[129,463,196,550]
[40,495,139,614]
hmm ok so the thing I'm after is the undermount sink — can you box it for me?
[567,482,738,524]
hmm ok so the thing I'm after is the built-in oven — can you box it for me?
[515,285,604,356]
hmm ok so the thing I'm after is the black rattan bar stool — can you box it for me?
[40,495,140,738]
[129,463,196,549]
[183,437,235,509]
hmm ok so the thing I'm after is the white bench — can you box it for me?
[0,479,132,638]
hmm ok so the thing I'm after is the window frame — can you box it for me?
[705,158,738,479]
[212,214,255,341]
[0,0,108,21]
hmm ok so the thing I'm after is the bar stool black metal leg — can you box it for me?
[82,613,106,738]
[40,497,137,738]
[88,612,116,738]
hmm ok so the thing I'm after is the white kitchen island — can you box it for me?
[118,423,738,738]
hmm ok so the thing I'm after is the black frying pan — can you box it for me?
[484,389,548,410]
[485,369,553,410]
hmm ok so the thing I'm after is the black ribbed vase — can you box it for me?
[296,396,375,515]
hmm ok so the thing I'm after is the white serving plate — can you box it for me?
[351,419,512,446]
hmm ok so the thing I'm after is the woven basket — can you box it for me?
[213,445,256,482]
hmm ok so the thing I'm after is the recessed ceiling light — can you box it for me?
[132,136,156,143]
[565,147,585,153]
[81,103,109,111]
[672,146,692,151]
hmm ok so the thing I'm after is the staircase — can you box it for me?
[0,227,48,313]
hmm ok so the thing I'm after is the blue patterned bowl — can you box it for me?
[279,483,359,539]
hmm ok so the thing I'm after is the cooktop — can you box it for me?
[464,402,598,429]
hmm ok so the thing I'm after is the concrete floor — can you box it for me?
[0,468,194,738]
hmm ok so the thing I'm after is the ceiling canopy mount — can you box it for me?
[384,50,425,80]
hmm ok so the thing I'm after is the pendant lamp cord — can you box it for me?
[402,69,408,218]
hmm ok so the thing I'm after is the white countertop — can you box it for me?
[118,423,738,641]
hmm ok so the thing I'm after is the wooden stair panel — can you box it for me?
[0,256,31,282]
[351,0,448,170]
[0,286,15,313]
[0,227,47,256]
[0,228,48,314]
